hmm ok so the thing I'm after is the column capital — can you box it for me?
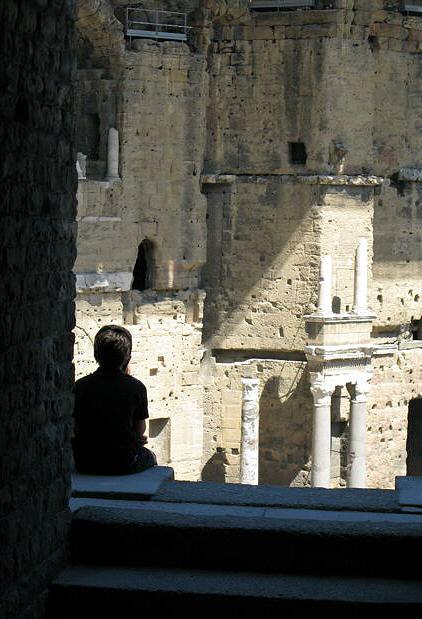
[309,373,336,407]
[347,373,372,403]
[241,377,260,402]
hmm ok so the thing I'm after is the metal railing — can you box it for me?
[250,0,315,9]
[125,7,190,46]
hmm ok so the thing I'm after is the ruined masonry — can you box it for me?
[74,0,422,488]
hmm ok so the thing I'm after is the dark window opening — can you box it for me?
[412,318,422,340]
[132,240,154,291]
[289,142,307,165]
[407,399,422,475]
[77,112,100,160]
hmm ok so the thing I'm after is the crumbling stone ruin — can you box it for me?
[74,0,422,488]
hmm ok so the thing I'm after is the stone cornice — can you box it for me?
[201,173,384,187]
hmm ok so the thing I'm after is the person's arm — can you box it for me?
[134,382,149,444]
[136,419,148,445]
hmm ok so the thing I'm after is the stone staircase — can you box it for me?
[48,471,422,615]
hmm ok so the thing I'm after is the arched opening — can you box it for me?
[132,239,154,291]
[406,398,422,475]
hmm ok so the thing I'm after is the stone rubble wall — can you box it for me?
[373,183,422,330]
[0,1,77,617]
[367,348,422,487]
[75,290,205,479]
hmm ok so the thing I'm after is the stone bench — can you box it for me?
[71,466,174,507]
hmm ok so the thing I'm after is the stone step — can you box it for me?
[152,480,399,512]
[71,505,422,578]
[48,564,422,616]
[71,466,174,501]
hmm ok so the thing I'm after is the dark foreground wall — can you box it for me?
[0,1,76,617]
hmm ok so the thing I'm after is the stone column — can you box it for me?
[317,255,332,315]
[106,127,120,181]
[240,378,260,485]
[353,238,368,315]
[310,375,335,488]
[346,378,370,488]
[76,152,87,180]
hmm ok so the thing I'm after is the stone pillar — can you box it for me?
[106,127,119,181]
[317,255,332,315]
[310,375,335,488]
[346,380,370,488]
[76,152,87,180]
[240,378,260,485]
[353,238,368,315]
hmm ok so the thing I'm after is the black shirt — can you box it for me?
[73,367,148,473]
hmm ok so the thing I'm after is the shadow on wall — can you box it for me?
[201,451,226,482]
[258,370,312,487]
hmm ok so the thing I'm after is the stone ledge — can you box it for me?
[50,565,422,612]
[71,466,175,501]
[152,480,398,512]
[396,476,422,512]
[398,340,422,350]
[75,271,132,293]
[201,173,384,186]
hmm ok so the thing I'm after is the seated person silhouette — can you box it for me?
[72,325,157,475]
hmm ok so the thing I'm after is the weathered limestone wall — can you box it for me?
[201,2,422,489]
[75,290,205,478]
[373,182,422,331]
[202,360,312,486]
[202,178,320,350]
[74,15,209,479]
[0,1,76,617]
[319,186,374,314]
[74,1,422,489]
[75,39,208,284]
[368,348,422,487]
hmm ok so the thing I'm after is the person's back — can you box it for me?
[72,325,156,475]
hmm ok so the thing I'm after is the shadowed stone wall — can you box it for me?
[0,1,76,617]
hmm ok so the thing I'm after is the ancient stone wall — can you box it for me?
[74,8,209,479]
[75,289,205,478]
[201,1,422,488]
[74,1,422,489]
[0,1,76,617]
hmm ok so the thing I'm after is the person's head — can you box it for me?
[94,325,132,371]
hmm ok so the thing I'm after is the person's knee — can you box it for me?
[138,446,157,470]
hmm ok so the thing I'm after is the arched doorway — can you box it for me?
[132,239,154,291]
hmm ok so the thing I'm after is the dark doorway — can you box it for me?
[78,112,100,160]
[132,240,154,291]
[406,398,422,475]
[289,142,307,165]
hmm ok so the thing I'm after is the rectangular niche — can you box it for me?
[289,142,307,165]
[148,417,171,465]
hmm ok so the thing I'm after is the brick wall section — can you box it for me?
[0,2,76,617]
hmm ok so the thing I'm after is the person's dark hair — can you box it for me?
[94,325,132,370]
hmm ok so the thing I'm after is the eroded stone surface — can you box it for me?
[74,1,422,489]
